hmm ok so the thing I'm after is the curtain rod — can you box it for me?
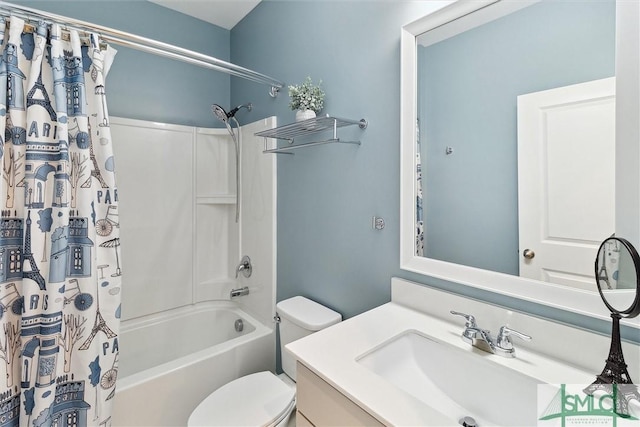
[0,1,284,97]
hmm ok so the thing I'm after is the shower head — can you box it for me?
[211,103,252,123]
[212,104,229,123]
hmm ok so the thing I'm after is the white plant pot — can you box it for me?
[295,109,316,122]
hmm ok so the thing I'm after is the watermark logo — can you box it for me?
[538,384,640,426]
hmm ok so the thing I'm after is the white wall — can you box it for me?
[111,117,276,322]
[237,117,278,326]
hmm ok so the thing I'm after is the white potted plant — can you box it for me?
[288,76,325,122]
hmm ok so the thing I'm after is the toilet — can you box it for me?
[187,296,342,426]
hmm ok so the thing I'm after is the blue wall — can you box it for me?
[9,1,636,341]
[420,1,615,275]
[231,1,445,319]
[13,0,230,127]
[233,1,638,342]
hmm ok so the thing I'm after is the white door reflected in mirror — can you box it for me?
[517,77,616,290]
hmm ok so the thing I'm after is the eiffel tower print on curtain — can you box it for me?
[27,71,57,122]
[81,122,109,189]
[22,211,46,290]
[79,305,117,351]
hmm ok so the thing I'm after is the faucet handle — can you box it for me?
[450,311,477,328]
[496,326,532,351]
[235,255,252,278]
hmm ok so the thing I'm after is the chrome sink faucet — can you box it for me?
[450,311,532,358]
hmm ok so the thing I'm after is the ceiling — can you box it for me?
[148,0,262,30]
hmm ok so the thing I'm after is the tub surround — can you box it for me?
[109,116,278,426]
[286,278,640,426]
[112,116,276,324]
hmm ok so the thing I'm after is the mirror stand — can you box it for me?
[584,313,640,417]
[584,236,640,417]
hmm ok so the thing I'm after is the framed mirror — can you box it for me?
[400,0,640,328]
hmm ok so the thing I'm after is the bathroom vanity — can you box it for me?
[287,278,640,426]
[296,363,383,426]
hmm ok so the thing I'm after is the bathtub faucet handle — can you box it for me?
[235,255,252,278]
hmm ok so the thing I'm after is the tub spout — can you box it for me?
[230,286,250,298]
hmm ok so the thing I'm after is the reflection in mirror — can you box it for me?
[415,1,615,290]
[401,0,640,328]
[596,237,640,315]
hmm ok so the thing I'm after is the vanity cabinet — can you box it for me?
[296,362,385,426]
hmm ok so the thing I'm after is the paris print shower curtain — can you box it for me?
[0,16,121,426]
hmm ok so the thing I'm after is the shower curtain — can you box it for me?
[0,16,121,426]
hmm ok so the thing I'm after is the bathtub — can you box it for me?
[111,302,275,426]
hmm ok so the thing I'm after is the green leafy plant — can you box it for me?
[288,76,325,113]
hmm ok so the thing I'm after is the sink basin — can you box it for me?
[357,330,543,426]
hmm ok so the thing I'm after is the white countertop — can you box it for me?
[286,301,595,426]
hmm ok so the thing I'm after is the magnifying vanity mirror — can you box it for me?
[595,238,640,316]
[400,0,640,327]
[584,237,640,416]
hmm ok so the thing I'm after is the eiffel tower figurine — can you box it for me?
[81,122,109,189]
[584,313,640,417]
[22,211,46,290]
[26,71,57,121]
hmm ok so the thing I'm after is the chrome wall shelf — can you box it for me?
[255,115,367,154]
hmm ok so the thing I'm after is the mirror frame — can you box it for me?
[400,0,640,329]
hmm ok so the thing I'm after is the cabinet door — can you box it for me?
[296,362,386,426]
[296,411,314,427]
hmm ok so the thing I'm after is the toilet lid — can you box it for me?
[188,371,296,427]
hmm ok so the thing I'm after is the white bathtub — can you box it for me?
[112,302,275,426]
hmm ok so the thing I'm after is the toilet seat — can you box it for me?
[187,371,296,427]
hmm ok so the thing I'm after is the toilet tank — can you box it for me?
[276,296,342,381]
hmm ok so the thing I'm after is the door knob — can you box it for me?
[523,249,535,259]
